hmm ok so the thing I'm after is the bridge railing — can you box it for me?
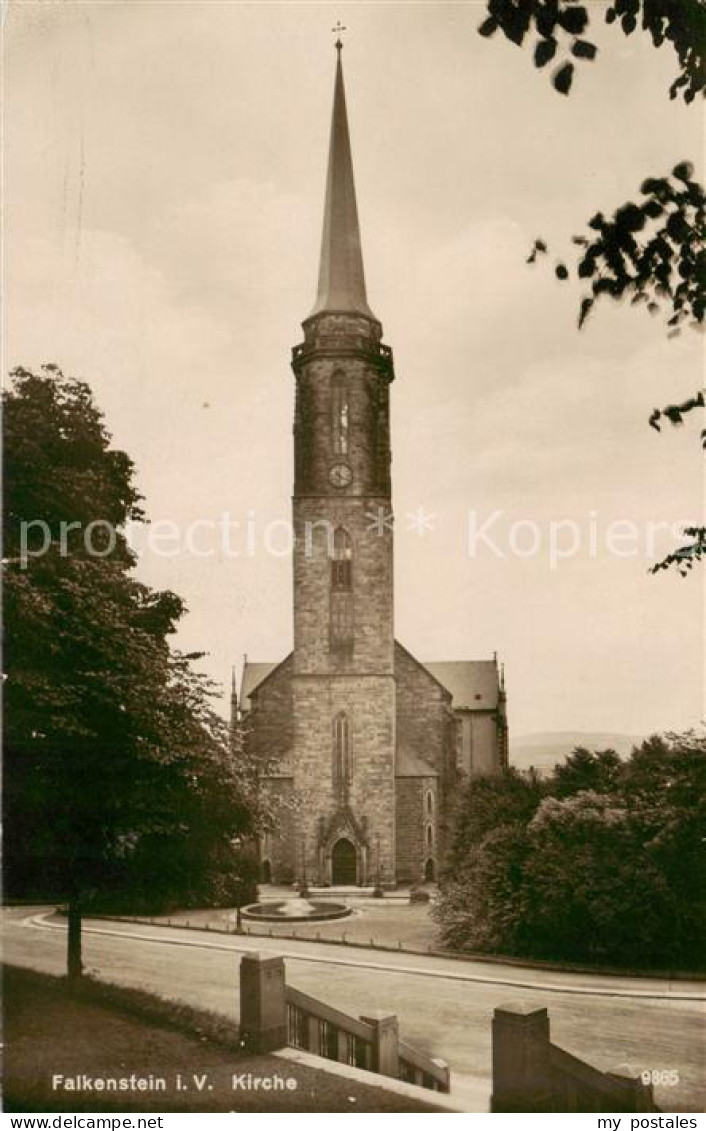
[398,1038,451,1092]
[491,1003,659,1113]
[239,952,450,1093]
[285,984,374,1071]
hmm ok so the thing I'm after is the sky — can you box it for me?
[5,0,704,737]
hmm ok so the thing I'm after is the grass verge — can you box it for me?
[3,965,444,1114]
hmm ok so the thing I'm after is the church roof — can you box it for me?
[423,660,500,711]
[240,654,501,713]
[309,45,375,320]
[239,660,280,712]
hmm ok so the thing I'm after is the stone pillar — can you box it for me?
[239,953,287,1053]
[607,1070,657,1112]
[491,1002,551,1112]
[431,1057,451,1093]
[361,1011,399,1078]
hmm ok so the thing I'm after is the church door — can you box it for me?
[331,838,357,885]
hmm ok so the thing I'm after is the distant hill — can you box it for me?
[509,731,645,774]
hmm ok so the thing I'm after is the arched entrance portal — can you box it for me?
[332,838,357,885]
[424,858,436,882]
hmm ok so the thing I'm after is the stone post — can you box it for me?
[491,1002,551,1112]
[607,1071,657,1112]
[239,952,287,1053]
[361,1011,399,1078]
[431,1057,451,1093]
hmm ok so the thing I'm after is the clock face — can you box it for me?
[329,463,352,488]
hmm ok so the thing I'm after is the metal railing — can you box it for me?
[284,983,449,1092]
[286,985,374,1070]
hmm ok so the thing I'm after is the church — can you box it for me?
[236,43,508,888]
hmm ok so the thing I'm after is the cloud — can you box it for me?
[5,1,703,734]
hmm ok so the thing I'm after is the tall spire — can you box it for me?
[310,43,375,320]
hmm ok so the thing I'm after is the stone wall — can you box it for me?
[394,643,449,775]
[259,779,296,883]
[457,710,501,777]
[491,1004,659,1113]
[250,657,296,884]
[291,673,396,885]
[249,655,293,772]
[293,347,391,499]
[395,776,437,884]
[292,497,394,677]
[395,642,456,864]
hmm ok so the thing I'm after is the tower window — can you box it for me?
[330,532,353,649]
[332,526,352,590]
[426,790,434,818]
[331,372,350,456]
[333,712,351,788]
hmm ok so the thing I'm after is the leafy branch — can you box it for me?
[479,0,706,100]
[650,526,706,575]
[648,390,705,438]
[528,162,705,337]
[477,4,705,578]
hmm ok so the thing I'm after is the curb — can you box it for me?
[28,913,706,1002]
[84,911,705,985]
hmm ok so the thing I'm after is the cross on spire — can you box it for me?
[332,19,346,52]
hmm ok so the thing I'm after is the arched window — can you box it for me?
[332,527,352,591]
[333,712,351,790]
[426,790,434,818]
[330,528,354,653]
[426,824,434,850]
[331,372,350,456]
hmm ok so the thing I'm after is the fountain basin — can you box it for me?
[241,898,351,923]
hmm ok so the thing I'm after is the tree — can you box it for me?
[434,768,544,953]
[526,162,704,339]
[620,731,706,958]
[445,767,545,862]
[478,0,705,573]
[522,790,675,963]
[433,824,532,953]
[435,733,706,966]
[551,746,623,797]
[3,365,258,981]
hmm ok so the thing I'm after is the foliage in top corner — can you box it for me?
[479,0,706,101]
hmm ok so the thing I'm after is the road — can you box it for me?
[3,908,704,1112]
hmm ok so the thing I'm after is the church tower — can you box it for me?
[238,40,507,890]
[290,41,397,886]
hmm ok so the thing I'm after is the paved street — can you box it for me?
[3,907,704,1112]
